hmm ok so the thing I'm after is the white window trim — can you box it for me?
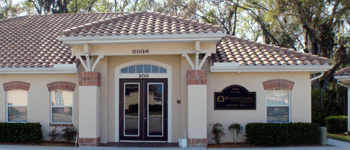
[147,82,164,137]
[6,90,28,123]
[50,90,74,124]
[123,83,140,137]
[265,90,291,123]
[121,64,167,74]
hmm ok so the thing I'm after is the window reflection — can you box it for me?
[148,83,163,136]
[124,84,139,136]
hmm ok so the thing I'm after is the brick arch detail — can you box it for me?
[47,81,76,92]
[262,79,295,90]
[3,81,31,91]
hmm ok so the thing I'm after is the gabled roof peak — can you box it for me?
[61,11,226,37]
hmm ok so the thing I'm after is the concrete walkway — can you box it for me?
[0,139,348,150]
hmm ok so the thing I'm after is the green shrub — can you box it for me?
[61,127,78,143]
[210,123,225,144]
[0,122,43,143]
[246,122,320,146]
[326,116,347,134]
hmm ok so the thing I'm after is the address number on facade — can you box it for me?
[132,49,149,54]
[139,74,149,78]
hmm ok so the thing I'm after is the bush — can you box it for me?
[210,123,225,144]
[48,127,61,142]
[61,127,78,143]
[0,122,43,143]
[228,123,243,143]
[326,116,347,134]
[246,122,320,146]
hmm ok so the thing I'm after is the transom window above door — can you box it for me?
[121,65,167,74]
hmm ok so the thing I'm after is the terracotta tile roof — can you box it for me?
[0,12,331,69]
[335,66,350,76]
[212,35,332,66]
[61,11,225,37]
[0,13,121,68]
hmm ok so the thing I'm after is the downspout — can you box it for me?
[309,72,324,124]
[310,72,324,81]
[337,80,349,132]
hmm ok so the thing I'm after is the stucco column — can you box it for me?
[78,72,101,146]
[186,70,208,147]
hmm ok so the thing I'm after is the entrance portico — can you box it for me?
[60,31,222,146]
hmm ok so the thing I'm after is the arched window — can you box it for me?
[120,65,167,74]
[3,81,30,123]
[47,81,76,125]
[7,89,28,122]
[263,79,294,123]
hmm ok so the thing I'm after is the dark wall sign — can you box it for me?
[214,85,256,110]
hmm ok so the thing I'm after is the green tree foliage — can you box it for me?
[0,0,23,19]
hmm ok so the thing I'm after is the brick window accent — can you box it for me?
[3,81,30,91]
[187,138,207,147]
[47,81,76,92]
[49,124,73,127]
[79,72,101,87]
[186,70,207,85]
[262,79,295,90]
[79,137,100,146]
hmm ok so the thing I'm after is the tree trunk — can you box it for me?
[115,0,117,12]
[319,54,350,110]
[232,0,239,36]
[75,0,77,13]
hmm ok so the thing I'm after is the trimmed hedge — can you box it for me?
[326,116,347,134]
[0,123,43,143]
[246,123,320,146]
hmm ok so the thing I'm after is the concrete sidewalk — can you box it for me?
[0,139,348,150]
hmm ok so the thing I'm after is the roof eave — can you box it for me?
[57,32,226,45]
[210,62,333,74]
[334,75,350,81]
[0,64,78,74]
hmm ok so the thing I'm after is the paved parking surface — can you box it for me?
[0,139,348,150]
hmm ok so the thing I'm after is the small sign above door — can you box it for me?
[214,85,256,110]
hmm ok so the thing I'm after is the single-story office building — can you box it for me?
[0,11,333,147]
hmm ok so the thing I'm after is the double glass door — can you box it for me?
[120,79,168,141]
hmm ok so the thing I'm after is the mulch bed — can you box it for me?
[208,142,328,148]
[0,141,75,147]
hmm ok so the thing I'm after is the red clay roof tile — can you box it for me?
[0,12,331,69]
[335,66,350,76]
[212,35,332,66]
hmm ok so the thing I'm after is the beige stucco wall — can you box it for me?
[72,42,216,56]
[188,85,207,138]
[0,43,313,144]
[98,52,312,144]
[205,64,311,144]
[0,74,79,141]
[79,86,100,138]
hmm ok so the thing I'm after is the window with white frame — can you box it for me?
[266,88,290,122]
[51,90,73,123]
[7,90,28,122]
[120,64,167,73]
